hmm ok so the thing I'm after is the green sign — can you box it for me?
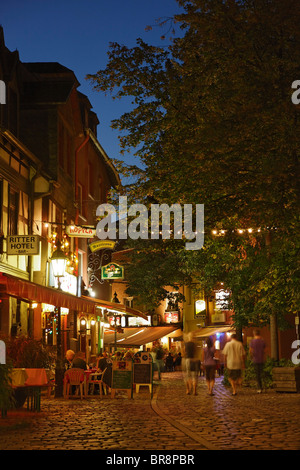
[101,263,124,280]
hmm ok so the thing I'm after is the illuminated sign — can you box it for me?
[195,299,206,319]
[53,272,77,296]
[101,263,124,280]
[66,225,96,238]
[7,235,40,255]
[165,311,179,323]
[89,240,116,252]
[215,289,230,310]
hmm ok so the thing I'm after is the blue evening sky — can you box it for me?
[1,0,183,175]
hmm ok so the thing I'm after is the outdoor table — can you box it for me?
[12,368,48,411]
[11,368,28,387]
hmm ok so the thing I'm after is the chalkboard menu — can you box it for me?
[133,363,151,384]
[133,352,153,396]
[112,369,132,389]
[111,360,133,398]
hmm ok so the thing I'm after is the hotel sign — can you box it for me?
[7,235,40,255]
[66,225,96,238]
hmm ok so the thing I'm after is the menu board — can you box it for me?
[111,360,132,398]
[112,369,132,389]
[133,363,151,384]
[133,352,153,396]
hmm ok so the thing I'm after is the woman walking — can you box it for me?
[202,337,216,396]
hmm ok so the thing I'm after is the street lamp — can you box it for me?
[50,240,68,397]
[50,240,68,288]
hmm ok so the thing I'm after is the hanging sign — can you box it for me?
[101,263,124,280]
[215,289,230,310]
[7,235,40,255]
[66,225,96,238]
[89,240,116,252]
[195,299,206,319]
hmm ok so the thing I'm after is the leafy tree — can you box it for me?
[88,0,300,356]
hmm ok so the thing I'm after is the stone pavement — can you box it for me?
[0,371,299,452]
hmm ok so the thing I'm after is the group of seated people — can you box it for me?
[64,350,87,370]
[65,349,183,374]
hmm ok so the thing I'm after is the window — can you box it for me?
[8,187,19,235]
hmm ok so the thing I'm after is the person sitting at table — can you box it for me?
[64,350,75,370]
[96,351,108,372]
[72,352,87,370]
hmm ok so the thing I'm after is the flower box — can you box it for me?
[272,367,300,393]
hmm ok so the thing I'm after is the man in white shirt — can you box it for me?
[222,334,245,395]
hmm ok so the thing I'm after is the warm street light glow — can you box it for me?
[50,241,68,279]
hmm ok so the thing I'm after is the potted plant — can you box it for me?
[0,362,15,417]
[5,336,55,369]
[272,359,300,392]
[3,336,55,408]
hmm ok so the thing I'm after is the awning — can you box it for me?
[194,325,234,338]
[104,326,180,347]
[83,296,148,321]
[0,273,96,314]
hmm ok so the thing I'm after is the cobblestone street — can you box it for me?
[1,372,299,453]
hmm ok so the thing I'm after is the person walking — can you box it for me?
[249,329,266,393]
[222,334,245,396]
[155,342,165,380]
[184,332,199,395]
[202,337,216,396]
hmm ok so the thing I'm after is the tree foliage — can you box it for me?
[88,0,300,325]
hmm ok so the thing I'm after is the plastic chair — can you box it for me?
[45,369,56,398]
[89,368,107,397]
[64,368,85,399]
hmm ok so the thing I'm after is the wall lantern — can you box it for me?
[50,240,68,286]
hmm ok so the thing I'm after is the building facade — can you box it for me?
[0,27,134,361]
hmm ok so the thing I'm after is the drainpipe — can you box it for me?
[75,132,90,225]
[74,133,90,300]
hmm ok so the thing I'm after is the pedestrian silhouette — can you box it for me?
[184,332,199,395]
[155,342,165,380]
[166,352,174,371]
[222,333,245,395]
[202,337,216,395]
[249,329,266,393]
